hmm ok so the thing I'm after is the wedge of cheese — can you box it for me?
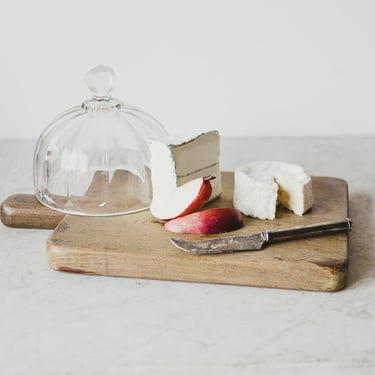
[148,131,222,218]
[233,161,313,220]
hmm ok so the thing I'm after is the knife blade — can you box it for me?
[170,218,352,254]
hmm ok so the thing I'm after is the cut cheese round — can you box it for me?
[148,131,222,220]
[233,161,313,220]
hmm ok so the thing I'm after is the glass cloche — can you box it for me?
[33,65,167,216]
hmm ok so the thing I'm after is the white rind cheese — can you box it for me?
[148,130,222,201]
[233,161,313,220]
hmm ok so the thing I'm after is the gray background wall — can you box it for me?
[1,0,374,139]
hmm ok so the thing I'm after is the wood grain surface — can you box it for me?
[47,172,350,292]
[1,194,64,229]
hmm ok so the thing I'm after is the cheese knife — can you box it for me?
[170,218,352,254]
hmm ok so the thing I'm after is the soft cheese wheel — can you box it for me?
[148,131,222,218]
[234,161,313,220]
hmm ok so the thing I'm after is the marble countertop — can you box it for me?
[1,138,374,374]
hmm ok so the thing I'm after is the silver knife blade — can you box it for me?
[170,232,269,254]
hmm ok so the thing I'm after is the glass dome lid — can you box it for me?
[33,65,168,216]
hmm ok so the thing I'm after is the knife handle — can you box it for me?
[266,218,352,243]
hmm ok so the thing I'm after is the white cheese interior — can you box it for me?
[234,161,313,220]
[148,131,222,200]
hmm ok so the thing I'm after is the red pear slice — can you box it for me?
[165,207,243,234]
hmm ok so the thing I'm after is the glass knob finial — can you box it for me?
[85,65,118,99]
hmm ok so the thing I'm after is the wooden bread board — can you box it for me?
[41,172,349,292]
[1,194,65,229]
